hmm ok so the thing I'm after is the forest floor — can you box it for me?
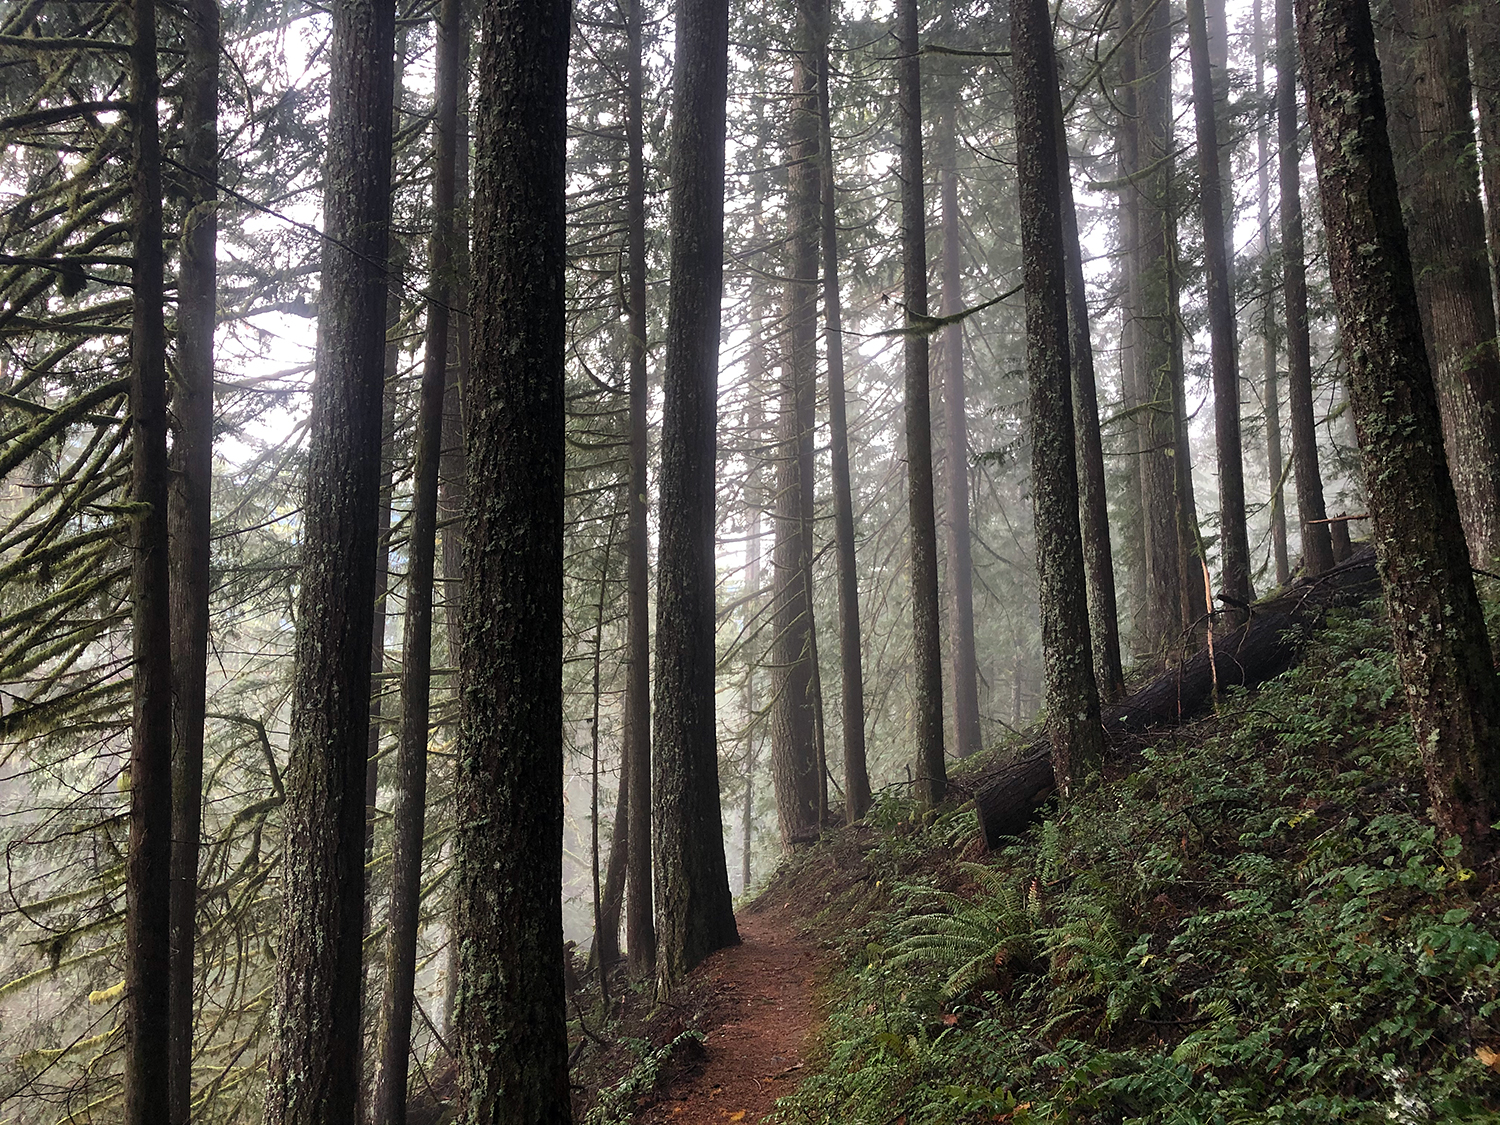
[635,907,825,1125]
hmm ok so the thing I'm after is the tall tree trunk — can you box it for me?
[770,5,823,844]
[935,102,986,750]
[1472,0,1500,318]
[622,0,657,979]
[896,0,947,804]
[742,494,762,884]
[452,0,573,1114]
[1188,0,1254,618]
[1275,0,1336,575]
[1133,0,1185,656]
[166,0,218,1118]
[262,0,396,1118]
[1255,0,1290,587]
[1053,80,1125,701]
[126,0,172,1116]
[1168,229,1209,630]
[817,20,871,821]
[1012,0,1105,795]
[371,0,460,1115]
[651,0,739,988]
[1379,0,1500,569]
[1297,0,1500,859]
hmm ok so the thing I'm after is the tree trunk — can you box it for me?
[452,0,573,1114]
[1380,0,1500,569]
[125,0,173,1116]
[934,103,987,750]
[770,6,823,844]
[1012,0,1105,796]
[622,0,657,979]
[1132,0,1186,656]
[1168,228,1209,631]
[1053,80,1125,701]
[896,0,947,805]
[817,18,871,821]
[1297,0,1500,859]
[651,0,740,989]
[371,0,459,1116]
[1254,0,1291,588]
[1275,0,1336,576]
[1188,0,1254,619]
[1472,0,1500,319]
[262,0,396,1118]
[166,0,218,1118]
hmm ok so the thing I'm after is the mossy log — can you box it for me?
[971,548,1381,849]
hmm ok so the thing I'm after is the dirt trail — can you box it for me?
[641,908,822,1125]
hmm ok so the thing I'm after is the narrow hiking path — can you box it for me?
[641,907,822,1125]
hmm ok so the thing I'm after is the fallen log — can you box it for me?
[970,548,1381,849]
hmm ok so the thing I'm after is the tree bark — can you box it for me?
[166,0,218,1118]
[126,0,173,1116]
[1297,0,1500,859]
[1053,79,1125,701]
[1255,0,1291,588]
[651,0,739,988]
[262,0,396,1118]
[896,0,947,805]
[1132,0,1185,656]
[817,11,871,820]
[452,0,573,1114]
[1188,0,1254,619]
[1380,0,1500,569]
[934,102,987,750]
[1275,0,1336,576]
[1471,0,1500,320]
[622,0,657,979]
[371,0,460,1115]
[770,4,823,844]
[1012,0,1105,797]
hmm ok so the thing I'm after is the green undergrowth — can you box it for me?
[767,607,1500,1123]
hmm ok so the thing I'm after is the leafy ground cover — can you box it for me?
[761,605,1500,1123]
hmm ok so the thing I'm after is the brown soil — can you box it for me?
[638,908,824,1125]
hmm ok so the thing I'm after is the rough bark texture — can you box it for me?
[620,0,656,980]
[262,0,395,1119]
[452,0,573,1116]
[1472,0,1500,318]
[1380,0,1500,569]
[1188,0,1254,618]
[1053,82,1125,701]
[818,37,871,820]
[1131,0,1185,655]
[126,0,173,1116]
[166,0,217,1118]
[973,549,1382,846]
[1297,0,1500,857]
[936,103,986,752]
[896,0,947,805]
[371,0,459,1116]
[770,12,823,844]
[1012,0,1105,797]
[1275,0,1336,576]
[652,0,740,989]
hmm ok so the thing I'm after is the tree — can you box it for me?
[1187,0,1253,619]
[125,0,173,1116]
[371,0,461,1115]
[817,10,872,819]
[451,0,573,1115]
[1380,0,1500,569]
[896,0,946,804]
[770,0,824,843]
[166,0,219,1118]
[1275,0,1336,576]
[261,0,397,1118]
[651,0,739,986]
[1296,0,1500,858]
[1011,0,1104,795]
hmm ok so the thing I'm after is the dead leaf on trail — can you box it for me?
[727,1112,747,1122]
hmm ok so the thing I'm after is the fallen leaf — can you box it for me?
[942,1013,959,1026]
[727,1112,746,1122]
[1477,1046,1500,1069]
